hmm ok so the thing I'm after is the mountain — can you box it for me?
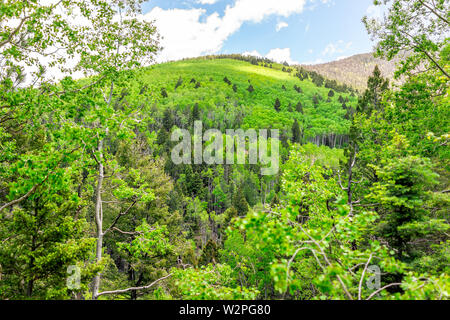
[138,56,358,147]
[299,53,400,91]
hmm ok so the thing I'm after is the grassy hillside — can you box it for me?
[300,52,401,91]
[134,58,358,144]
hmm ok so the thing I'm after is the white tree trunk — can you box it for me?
[92,138,104,299]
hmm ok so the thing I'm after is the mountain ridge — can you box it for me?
[297,52,401,91]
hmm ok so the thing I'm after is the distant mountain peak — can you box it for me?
[297,52,400,91]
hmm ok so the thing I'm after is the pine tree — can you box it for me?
[280,130,289,148]
[274,98,281,112]
[191,103,200,124]
[232,186,249,216]
[296,101,303,113]
[370,155,438,260]
[162,108,174,132]
[175,76,183,90]
[199,239,218,265]
[291,119,301,143]
[161,87,168,98]
[357,65,389,114]
[222,207,238,231]
[294,84,303,93]
[223,76,231,85]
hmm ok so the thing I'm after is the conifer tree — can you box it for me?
[175,76,183,90]
[356,65,389,114]
[162,108,174,132]
[232,186,249,216]
[292,119,301,143]
[199,239,218,265]
[274,98,281,112]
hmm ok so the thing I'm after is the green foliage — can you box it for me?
[199,239,219,265]
[171,264,259,300]
[138,58,355,139]
[368,152,441,259]
[364,0,450,80]
[0,0,448,301]
[117,221,173,259]
[232,186,249,216]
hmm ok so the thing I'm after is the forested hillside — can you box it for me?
[142,57,357,146]
[0,0,448,301]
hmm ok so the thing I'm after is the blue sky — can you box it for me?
[141,0,382,65]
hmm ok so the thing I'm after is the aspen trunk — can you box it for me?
[92,138,104,299]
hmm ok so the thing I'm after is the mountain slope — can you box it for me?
[299,53,400,91]
[134,58,357,146]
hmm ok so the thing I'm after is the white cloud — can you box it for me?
[321,40,352,56]
[196,0,220,4]
[242,50,263,57]
[144,7,222,62]
[276,21,289,32]
[322,43,337,56]
[242,47,300,65]
[265,48,299,65]
[306,0,335,11]
[144,0,307,61]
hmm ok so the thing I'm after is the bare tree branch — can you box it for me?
[111,227,144,236]
[95,273,172,298]
[0,16,30,49]
[366,283,402,300]
[102,199,138,236]
[418,0,449,24]
[286,247,309,284]
[358,253,373,300]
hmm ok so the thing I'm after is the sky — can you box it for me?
[140,0,384,65]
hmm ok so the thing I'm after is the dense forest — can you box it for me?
[0,0,448,300]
